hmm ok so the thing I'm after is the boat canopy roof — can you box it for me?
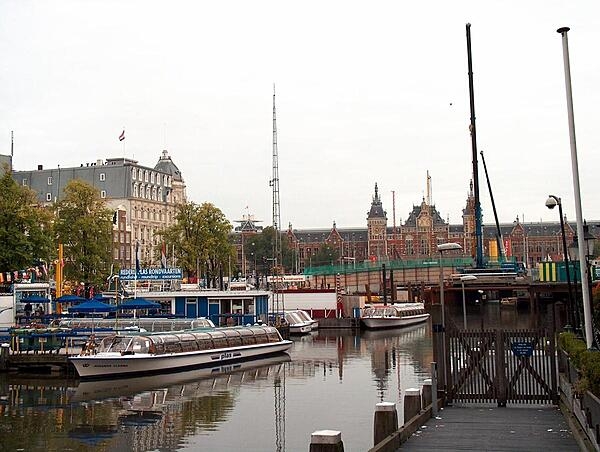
[363,303,426,317]
[56,317,215,332]
[96,326,284,355]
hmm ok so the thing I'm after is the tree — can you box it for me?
[53,180,113,287]
[311,244,340,267]
[244,226,294,276]
[0,170,54,273]
[159,202,235,287]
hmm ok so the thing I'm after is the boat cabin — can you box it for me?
[95,326,284,356]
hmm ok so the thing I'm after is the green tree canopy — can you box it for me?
[0,170,54,273]
[53,179,113,286]
[159,202,235,286]
[311,243,340,267]
[243,226,293,275]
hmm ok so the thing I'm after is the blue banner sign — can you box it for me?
[510,341,535,358]
[119,268,183,281]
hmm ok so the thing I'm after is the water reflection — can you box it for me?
[0,326,435,452]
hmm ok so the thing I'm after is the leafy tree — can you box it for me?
[159,202,235,287]
[0,170,54,273]
[244,226,294,276]
[311,244,340,267]
[53,180,113,287]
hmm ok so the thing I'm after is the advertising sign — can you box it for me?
[119,268,183,281]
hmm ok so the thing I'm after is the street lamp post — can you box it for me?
[546,195,574,330]
[437,243,463,329]
[460,275,477,329]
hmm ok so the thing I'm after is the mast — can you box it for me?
[480,150,505,260]
[466,23,484,268]
[270,84,283,315]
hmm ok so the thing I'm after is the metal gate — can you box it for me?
[446,327,558,405]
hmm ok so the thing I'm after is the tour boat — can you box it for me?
[360,303,430,329]
[284,310,319,335]
[69,325,292,379]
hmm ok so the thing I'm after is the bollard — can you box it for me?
[422,378,432,408]
[403,388,422,424]
[0,343,9,371]
[309,430,344,452]
[373,401,398,446]
[431,362,438,416]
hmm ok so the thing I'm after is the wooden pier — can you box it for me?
[399,405,578,451]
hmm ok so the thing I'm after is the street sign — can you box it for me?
[119,268,183,281]
[510,341,535,357]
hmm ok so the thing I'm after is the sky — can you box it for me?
[1,1,599,230]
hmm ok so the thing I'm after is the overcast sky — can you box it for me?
[1,1,599,230]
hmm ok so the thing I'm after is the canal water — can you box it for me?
[0,304,547,451]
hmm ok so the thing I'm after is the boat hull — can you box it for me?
[70,340,292,379]
[361,313,429,329]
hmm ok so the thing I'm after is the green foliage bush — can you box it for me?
[559,332,600,397]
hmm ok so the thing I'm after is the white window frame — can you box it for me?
[100,173,106,181]
[46,193,52,201]
[22,178,28,186]
[47,176,53,185]
[100,190,106,198]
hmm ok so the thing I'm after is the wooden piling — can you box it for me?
[422,378,432,408]
[404,388,422,423]
[309,430,344,452]
[373,401,398,445]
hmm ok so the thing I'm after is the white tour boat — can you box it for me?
[69,325,292,379]
[284,310,318,335]
[360,303,430,329]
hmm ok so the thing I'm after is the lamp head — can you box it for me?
[545,196,559,210]
[437,243,462,252]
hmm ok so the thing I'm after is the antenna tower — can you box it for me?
[270,85,284,314]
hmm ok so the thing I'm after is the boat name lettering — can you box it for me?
[220,352,233,360]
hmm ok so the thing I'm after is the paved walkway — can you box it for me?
[400,405,579,451]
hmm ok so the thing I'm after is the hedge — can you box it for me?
[559,332,600,397]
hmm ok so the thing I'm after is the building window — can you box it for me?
[22,178,28,186]
[132,168,136,180]
[152,187,157,200]
[163,175,168,186]
[46,193,52,201]
[151,172,155,184]
[158,187,162,200]
[100,190,106,198]
[47,176,53,185]
[138,168,143,180]
[133,184,138,197]
[144,170,149,182]
[100,173,106,181]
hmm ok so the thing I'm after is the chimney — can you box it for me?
[37,164,43,170]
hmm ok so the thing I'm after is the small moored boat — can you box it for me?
[361,303,430,329]
[69,325,292,379]
[284,310,318,335]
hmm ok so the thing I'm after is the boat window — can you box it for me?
[162,335,183,353]
[265,327,282,343]
[150,336,165,354]
[191,332,213,350]
[130,337,151,353]
[253,330,269,344]
[105,336,133,353]
[238,329,256,346]
[222,329,243,347]
[208,331,228,349]
[179,333,199,352]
